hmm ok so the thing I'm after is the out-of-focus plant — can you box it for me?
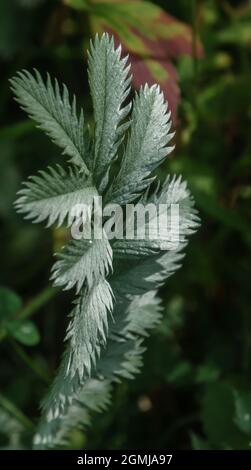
[63,0,203,119]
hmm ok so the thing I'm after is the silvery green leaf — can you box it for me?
[15,165,97,227]
[51,236,113,293]
[10,70,90,171]
[112,175,200,258]
[65,280,113,379]
[88,33,131,190]
[108,84,175,204]
[34,379,111,449]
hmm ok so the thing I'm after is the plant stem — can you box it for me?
[0,120,34,142]
[165,413,199,443]
[18,286,59,321]
[0,286,59,343]
[9,338,50,384]
[0,392,34,430]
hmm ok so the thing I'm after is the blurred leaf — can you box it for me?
[64,0,89,9]
[0,0,36,59]
[0,142,21,219]
[234,391,251,435]
[129,57,180,123]
[167,360,194,385]
[0,287,22,321]
[198,76,251,120]
[159,295,185,338]
[218,21,251,46]
[18,0,45,8]
[192,189,251,248]
[177,55,194,82]
[195,363,220,384]
[0,407,25,449]
[0,120,34,141]
[202,382,250,449]
[191,433,211,450]
[68,0,203,119]
[7,320,40,346]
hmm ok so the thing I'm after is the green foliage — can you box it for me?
[6,320,40,346]
[0,287,22,321]
[0,287,40,346]
[200,382,251,449]
[10,33,198,448]
[10,71,90,171]
[0,407,25,449]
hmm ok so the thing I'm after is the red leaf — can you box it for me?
[130,55,180,122]
[89,0,203,120]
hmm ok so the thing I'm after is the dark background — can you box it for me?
[0,0,251,450]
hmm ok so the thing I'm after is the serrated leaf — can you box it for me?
[15,165,97,227]
[51,236,113,293]
[112,249,185,298]
[130,58,180,123]
[108,85,174,204]
[10,70,90,171]
[88,33,131,190]
[110,291,162,341]
[65,280,113,379]
[34,378,111,448]
[112,176,199,257]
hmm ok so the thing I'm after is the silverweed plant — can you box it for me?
[11,33,199,449]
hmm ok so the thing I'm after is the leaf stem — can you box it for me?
[18,286,59,321]
[0,120,34,142]
[0,392,34,431]
[9,338,50,384]
[0,286,59,343]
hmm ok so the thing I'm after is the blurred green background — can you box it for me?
[0,0,251,450]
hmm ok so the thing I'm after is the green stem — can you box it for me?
[0,392,34,430]
[165,413,199,443]
[9,338,50,384]
[0,286,59,342]
[0,120,34,142]
[18,286,59,321]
